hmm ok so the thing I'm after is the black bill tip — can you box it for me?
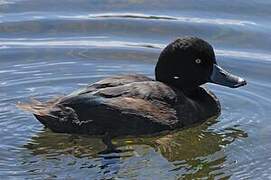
[232,77,247,88]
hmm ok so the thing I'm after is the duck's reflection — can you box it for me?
[24,117,247,178]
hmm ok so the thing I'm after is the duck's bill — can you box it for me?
[209,64,247,88]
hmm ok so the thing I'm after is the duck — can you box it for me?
[18,37,246,151]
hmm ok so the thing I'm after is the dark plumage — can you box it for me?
[18,37,246,150]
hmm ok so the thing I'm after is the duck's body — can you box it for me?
[18,37,246,146]
[24,74,220,136]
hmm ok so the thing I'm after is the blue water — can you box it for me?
[1,0,271,179]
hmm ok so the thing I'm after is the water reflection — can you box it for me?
[24,117,247,178]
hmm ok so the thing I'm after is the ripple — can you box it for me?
[65,13,257,26]
[0,38,161,49]
[212,87,270,128]
[0,58,152,90]
[205,83,271,178]
[0,12,257,27]
[231,154,271,179]
[1,38,271,62]
[216,49,271,62]
[0,0,15,5]
[1,75,106,87]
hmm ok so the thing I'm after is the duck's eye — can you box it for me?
[173,76,180,80]
[195,58,202,64]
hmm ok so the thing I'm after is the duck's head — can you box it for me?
[155,37,247,90]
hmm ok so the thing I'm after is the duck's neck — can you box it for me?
[169,85,202,98]
[155,76,203,98]
[181,87,202,98]
[180,85,221,119]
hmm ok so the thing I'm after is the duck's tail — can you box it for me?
[16,97,74,132]
[16,97,63,116]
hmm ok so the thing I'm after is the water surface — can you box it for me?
[1,0,271,179]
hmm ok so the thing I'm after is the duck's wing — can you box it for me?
[58,80,179,135]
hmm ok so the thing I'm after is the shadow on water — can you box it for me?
[23,117,247,178]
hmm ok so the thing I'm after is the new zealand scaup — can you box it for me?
[18,37,246,151]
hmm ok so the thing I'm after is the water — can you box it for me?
[0,0,271,179]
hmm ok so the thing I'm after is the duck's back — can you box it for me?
[20,75,180,136]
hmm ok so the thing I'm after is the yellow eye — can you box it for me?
[195,58,202,64]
